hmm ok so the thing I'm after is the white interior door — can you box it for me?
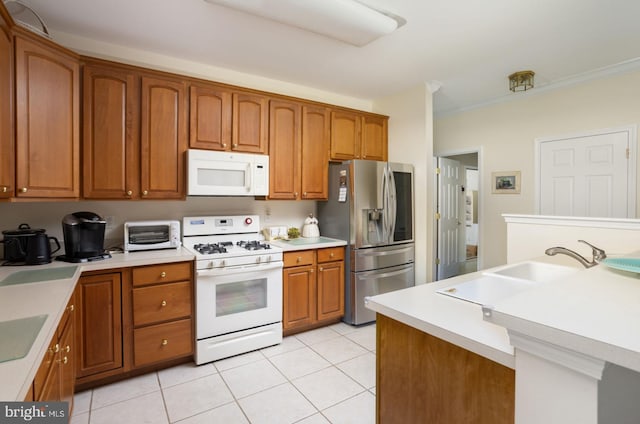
[538,127,636,218]
[437,157,465,280]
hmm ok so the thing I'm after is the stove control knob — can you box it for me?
[208,261,214,269]
[245,217,253,225]
[256,257,262,264]
[221,260,226,267]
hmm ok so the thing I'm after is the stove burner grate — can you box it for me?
[194,243,228,254]
[236,240,271,251]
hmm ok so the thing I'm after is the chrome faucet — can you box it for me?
[545,240,606,268]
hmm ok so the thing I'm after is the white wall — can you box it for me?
[53,31,372,112]
[0,199,314,254]
[435,70,640,268]
[374,83,434,283]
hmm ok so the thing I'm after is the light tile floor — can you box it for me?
[70,322,377,424]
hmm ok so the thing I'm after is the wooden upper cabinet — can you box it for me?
[140,75,188,199]
[82,63,140,199]
[301,105,330,200]
[232,92,268,154]
[330,110,361,160]
[14,34,80,198]
[0,12,12,198]
[189,84,231,151]
[269,100,301,200]
[361,114,388,161]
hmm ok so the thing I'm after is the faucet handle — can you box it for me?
[578,240,607,261]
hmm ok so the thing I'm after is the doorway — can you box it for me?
[435,151,480,281]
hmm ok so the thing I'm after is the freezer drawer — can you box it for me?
[349,263,415,325]
[352,243,414,272]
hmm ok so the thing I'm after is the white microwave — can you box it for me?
[124,220,181,252]
[187,149,269,196]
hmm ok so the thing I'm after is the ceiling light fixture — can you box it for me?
[508,70,535,92]
[203,0,406,46]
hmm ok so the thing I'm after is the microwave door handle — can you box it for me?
[246,163,252,193]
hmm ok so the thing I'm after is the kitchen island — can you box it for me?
[0,248,195,401]
[367,254,640,424]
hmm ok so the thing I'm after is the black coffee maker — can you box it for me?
[57,212,111,263]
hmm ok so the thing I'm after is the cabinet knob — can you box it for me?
[20,187,27,193]
[222,143,227,148]
[303,192,307,197]
[161,339,168,346]
[319,267,323,271]
[294,192,299,197]
[62,356,68,365]
[296,257,301,263]
[126,190,133,196]
[161,300,167,307]
[310,269,314,273]
[330,252,334,258]
[53,344,60,353]
[142,190,148,196]
[160,271,167,278]
[1,186,7,193]
[233,143,238,148]
[65,345,70,353]
[67,304,75,312]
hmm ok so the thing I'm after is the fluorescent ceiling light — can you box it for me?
[204,0,406,46]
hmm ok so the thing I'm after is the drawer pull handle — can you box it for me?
[53,344,60,353]
[62,356,68,365]
[161,300,167,307]
[160,272,167,278]
[161,339,168,346]
[330,252,334,258]
[65,345,70,353]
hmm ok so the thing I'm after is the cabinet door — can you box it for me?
[330,110,361,161]
[83,63,140,199]
[269,100,300,199]
[140,75,187,199]
[283,266,316,331]
[0,13,12,198]
[59,318,75,411]
[317,260,345,321]
[15,35,80,198]
[75,273,123,379]
[232,92,268,153]
[301,105,330,200]
[189,84,231,150]
[361,115,388,161]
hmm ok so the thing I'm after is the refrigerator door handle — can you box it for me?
[388,167,398,242]
[356,245,414,257]
[381,165,389,241]
[356,265,413,280]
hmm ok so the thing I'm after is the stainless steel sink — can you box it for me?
[0,266,78,287]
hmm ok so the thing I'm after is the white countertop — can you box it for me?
[0,248,195,401]
[365,270,516,369]
[270,236,347,251]
[485,254,640,373]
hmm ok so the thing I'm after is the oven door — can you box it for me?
[196,262,283,339]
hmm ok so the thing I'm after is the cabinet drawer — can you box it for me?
[132,262,192,287]
[133,281,192,326]
[33,338,58,399]
[317,247,344,263]
[133,319,192,367]
[284,250,315,267]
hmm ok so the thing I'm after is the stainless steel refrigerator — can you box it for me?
[317,160,415,325]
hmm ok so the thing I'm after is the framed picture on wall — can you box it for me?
[492,171,521,194]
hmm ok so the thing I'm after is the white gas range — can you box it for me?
[182,215,283,365]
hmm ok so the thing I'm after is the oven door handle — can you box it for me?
[196,262,283,277]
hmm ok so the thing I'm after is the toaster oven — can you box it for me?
[124,220,181,252]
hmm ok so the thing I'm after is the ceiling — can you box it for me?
[13,0,640,115]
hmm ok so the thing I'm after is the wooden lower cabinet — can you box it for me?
[75,272,123,382]
[376,314,515,424]
[34,295,76,414]
[283,247,345,335]
[74,261,194,390]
